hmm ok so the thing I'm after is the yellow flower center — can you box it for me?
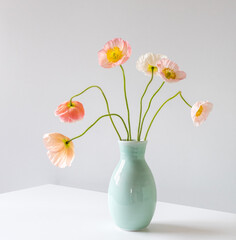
[148,65,158,73]
[195,105,203,117]
[67,102,75,108]
[162,68,176,79]
[106,47,123,63]
[63,139,71,148]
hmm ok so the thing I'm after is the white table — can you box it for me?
[0,185,235,240]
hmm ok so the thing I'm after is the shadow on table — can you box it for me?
[141,222,224,236]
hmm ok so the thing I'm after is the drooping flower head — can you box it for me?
[55,100,85,123]
[191,101,213,127]
[43,133,75,168]
[98,38,131,68]
[136,53,167,76]
[157,58,186,83]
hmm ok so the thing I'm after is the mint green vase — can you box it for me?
[108,141,157,231]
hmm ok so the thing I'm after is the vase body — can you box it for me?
[108,141,156,231]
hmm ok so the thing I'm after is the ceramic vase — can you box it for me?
[108,140,156,231]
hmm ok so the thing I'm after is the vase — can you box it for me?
[108,140,157,231]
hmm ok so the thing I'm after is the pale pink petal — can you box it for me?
[43,133,66,152]
[175,71,186,80]
[192,118,203,127]
[103,40,115,51]
[115,40,131,65]
[65,145,75,167]
[157,59,179,71]
[158,58,185,83]
[103,38,124,51]
[121,40,131,56]
[113,38,125,50]
[168,60,179,71]
[120,40,128,53]
[159,72,180,83]
[119,43,131,65]
[98,49,113,68]
[43,133,75,168]
[48,150,67,168]
[98,38,131,68]
[191,101,213,127]
[203,102,213,112]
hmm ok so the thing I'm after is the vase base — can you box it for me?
[115,222,150,232]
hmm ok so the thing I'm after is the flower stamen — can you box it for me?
[162,68,176,79]
[63,139,70,147]
[68,102,75,107]
[196,105,203,117]
[107,47,123,63]
[148,65,158,73]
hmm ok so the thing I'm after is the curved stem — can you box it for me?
[137,68,154,140]
[138,81,165,140]
[180,92,192,108]
[67,113,129,143]
[69,85,125,140]
[120,65,132,140]
[144,91,181,140]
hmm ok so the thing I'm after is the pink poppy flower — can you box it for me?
[191,101,213,127]
[43,133,75,168]
[98,38,131,68]
[157,58,186,83]
[55,101,85,123]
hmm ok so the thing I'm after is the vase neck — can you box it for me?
[119,141,147,161]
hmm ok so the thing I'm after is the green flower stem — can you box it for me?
[180,92,192,108]
[69,85,125,140]
[120,65,132,140]
[137,68,154,140]
[144,91,192,140]
[67,113,129,143]
[144,91,180,140]
[138,81,165,140]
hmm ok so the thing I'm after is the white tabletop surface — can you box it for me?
[0,185,235,240]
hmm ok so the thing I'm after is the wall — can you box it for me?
[0,0,235,213]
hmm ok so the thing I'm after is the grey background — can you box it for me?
[0,0,235,213]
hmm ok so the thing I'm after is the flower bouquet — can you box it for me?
[43,38,213,230]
